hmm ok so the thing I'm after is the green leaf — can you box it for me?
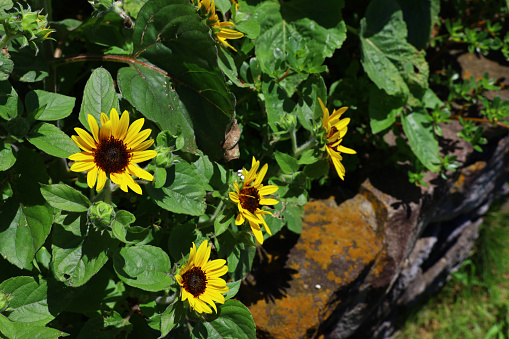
[26,122,80,158]
[25,90,76,121]
[9,323,69,339]
[0,314,14,338]
[117,65,197,153]
[274,151,299,174]
[0,0,13,12]
[133,0,234,159]
[9,39,49,82]
[368,86,404,134]
[0,141,16,171]
[0,277,55,325]
[217,230,256,281]
[0,53,14,81]
[254,1,346,77]
[197,300,256,339]
[111,210,151,244]
[303,159,329,179]
[147,161,206,216]
[224,280,241,300]
[113,245,172,292]
[296,74,326,131]
[360,0,429,97]
[284,204,303,234]
[0,80,23,120]
[40,184,91,212]
[0,199,53,270]
[401,109,440,172]
[160,302,184,338]
[79,68,120,131]
[51,213,114,287]
[262,79,296,132]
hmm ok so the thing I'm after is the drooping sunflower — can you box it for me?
[68,108,157,195]
[318,98,356,180]
[229,157,279,244]
[175,240,229,314]
[200,0,244,51]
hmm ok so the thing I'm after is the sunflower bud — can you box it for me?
[89,202,115,231]
[0,290,13,313]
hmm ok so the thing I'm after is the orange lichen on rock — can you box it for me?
[247,195,384,338]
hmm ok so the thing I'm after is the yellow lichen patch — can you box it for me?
[248,196,385,337]
[450,161,486,193]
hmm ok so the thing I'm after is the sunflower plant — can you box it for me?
[0,0,507,337]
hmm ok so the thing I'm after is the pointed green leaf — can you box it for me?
[401,109,440,172]
[275,151,299,174]
[113,245,172,292]
[0,80,23,120]
[0,141,16,171]
[51,213,114,287]
[25,90,76,121]
[0,277,54,325]
[0,53,14,81]
[26,122,80,158]
[368,86,404,134]
[360,0,429,97]
[133,0,234,159]
[117,65,197,152]
[195,300,256,339]
[147,161,206,216]
[0,199,53,270]
[79,68,120,131]
[40,184,91,212]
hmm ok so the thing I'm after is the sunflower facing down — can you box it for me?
[68,108,157,195]
[318,98,356,180]
[200,0,244,51]
[176,240,229,314]
[229,157,279,244]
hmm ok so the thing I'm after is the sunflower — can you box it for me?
[229,157,279,244]
[68,108,157,195]
[318,98,356,180]
[175,240,229,314]
[200,0,244,51]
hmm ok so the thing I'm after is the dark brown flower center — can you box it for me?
[94,136,131,174]
[327,126,338,140]
[182,266,207,297]
[239,186,260,213]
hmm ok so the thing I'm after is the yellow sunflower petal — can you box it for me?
[71,135,93,152]
[331,156,346,180]
[128,163,153,181]
[260,198,279,205]
[217,28,244,39]
[69,151,94,162]
[189,242,197,263]
[338,145,356,154]
[329,107,348,121]
[198,293,217,313]
[87,166,98,188]
[124,118,145,144]
[131,150,157,163]
[100,112,109,126]
[99,120,112,141]
[195,240,211,267]
[96,169,107,191]
[88,115,100,143]
[127,129,151,149]
[110,108,120,139]
[229,191,240,203]
[235,212,245,225]
[74,128,96,150]
[70,161,95,172]
[249,220,264,244]
[130,139,154,152]
[258,185,278,196]
[117,110,130,140]
[253,163,268,187]
[318,97,329,128]
[125,175,142,195]
[110,172,127,192]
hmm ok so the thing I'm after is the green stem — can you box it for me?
[294,137,316,156]
[104,178,112,205]
[345,24,358,36]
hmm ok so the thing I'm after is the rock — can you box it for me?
[237,126,509,338]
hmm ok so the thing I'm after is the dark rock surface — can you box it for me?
[237,121,509,338]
